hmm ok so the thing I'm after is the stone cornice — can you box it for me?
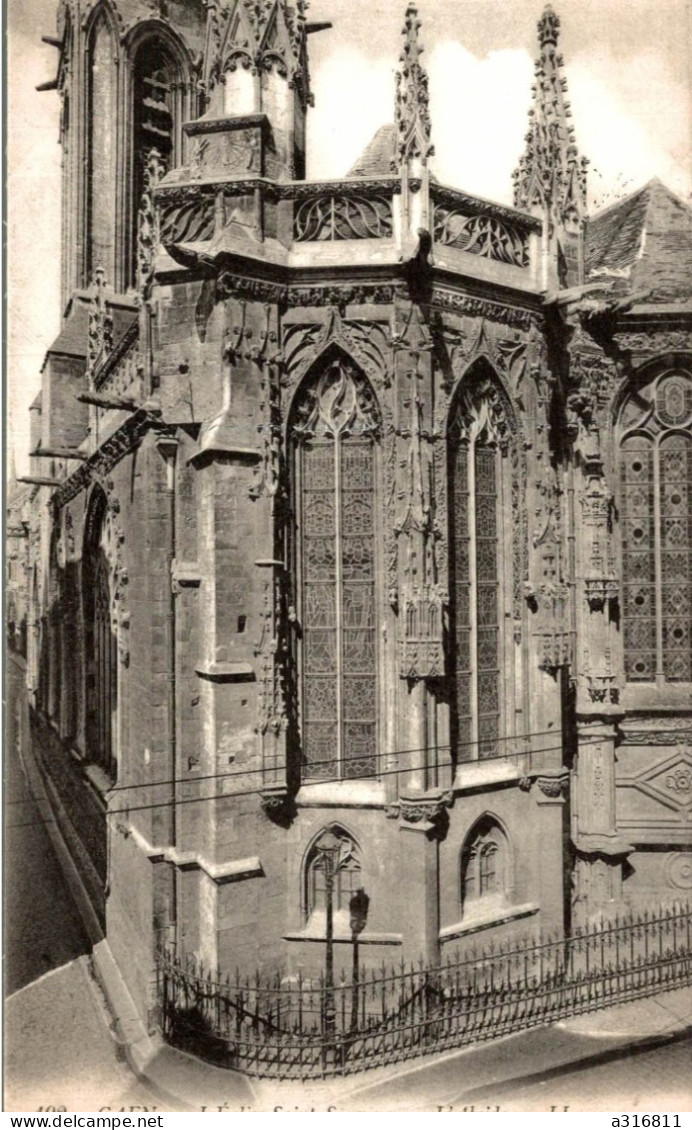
[431,182,542,233]
[156,175,404,203]
[183,112,269,137]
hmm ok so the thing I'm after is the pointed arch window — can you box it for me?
[290,359,381,780]
[620,370,692,684]
[84,493,118,781]
[86,9,118,282]
[448,371,514,760]
[129,37,183,286]
[461,816,509,914]
[304,826,362,923]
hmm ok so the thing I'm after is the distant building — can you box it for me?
[18,0,692,1035]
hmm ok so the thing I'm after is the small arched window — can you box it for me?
[461,816,509,915]
[449,364,515,761]
[289,358,381,781]
[304,826,362,926]
[619,370,692,684]
[83,490,118,780]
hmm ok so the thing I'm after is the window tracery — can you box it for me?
[290,360,381,780]
[460,816,508,914]
[448,370,513,760]
[620,371,692,684]
[304,827,362,923]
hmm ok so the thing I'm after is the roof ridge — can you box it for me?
[590,177,691,224]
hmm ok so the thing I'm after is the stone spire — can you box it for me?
[513,5,588,228]
[392,4,434,172]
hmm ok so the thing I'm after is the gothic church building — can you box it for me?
[18,0,692,1031]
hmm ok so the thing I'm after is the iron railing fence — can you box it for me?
[156,903,691,1080]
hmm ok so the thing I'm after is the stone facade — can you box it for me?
[17,0,692,1030]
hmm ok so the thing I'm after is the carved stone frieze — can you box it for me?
[217,272,285,305]
[431,288,539,332]
[288,283,401,309]
[614,330,692,363]
[619,718,692,746]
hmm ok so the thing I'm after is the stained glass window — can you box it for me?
[620,372,692,684]
[449,384,506,762]
[292,361,380,780]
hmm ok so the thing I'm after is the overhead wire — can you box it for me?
[6,729,675,831]
[5,725,579,806]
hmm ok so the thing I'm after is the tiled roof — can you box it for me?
[585,179,692,301]
[44,298,138,361]
[347,124,396,178]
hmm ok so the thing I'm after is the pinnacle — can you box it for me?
[537,4,560,49]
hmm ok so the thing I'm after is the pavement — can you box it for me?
[4,958,163,1113]
[5,955,690,1111]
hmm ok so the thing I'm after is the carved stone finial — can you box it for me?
[513,5,587,227]
[87,267,114,383]
[137,148,165,304]
[392,3,434,171]
[537,5,560,48]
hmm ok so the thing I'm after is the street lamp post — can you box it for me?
[315,830,341,1041]
[349,888,369,1034]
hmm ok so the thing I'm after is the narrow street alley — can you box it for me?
[4,654,165,1112]
[5,653,90,996]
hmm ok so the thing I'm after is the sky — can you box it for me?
[7,0,692,472]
